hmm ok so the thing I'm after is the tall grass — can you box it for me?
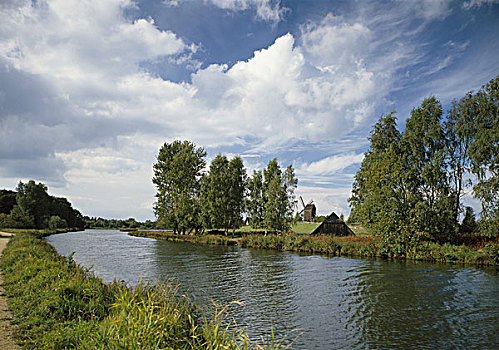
[0,232,287,349]
[132,230,239,246]
[238,233,497,265]
[132,229,498,265]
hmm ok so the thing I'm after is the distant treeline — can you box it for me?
[349,75,498,245]
[0,181,84,229]
[83,216,156,229]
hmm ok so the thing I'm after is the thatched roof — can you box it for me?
[322,212,342,224]
[311,212,354,236]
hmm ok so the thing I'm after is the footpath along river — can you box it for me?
[0,232,20,350]
[47,229,499,349]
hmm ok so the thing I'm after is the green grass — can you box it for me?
[235,226,268,234]
[131,230,498,266]
[0,232,289,349]
[347,224,371,236]
[290,222,320,235]
[0,227,81,238]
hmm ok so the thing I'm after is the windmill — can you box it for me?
[298,196,316,222]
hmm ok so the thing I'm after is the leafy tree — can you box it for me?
[245,170,265,228]
[0,190,17,214]
[200,155,230,231]
[403,97,455,240]
[5,205,34,228]
[263,174,286,232]
[282,164,298,220]
[262,159,297,233]
[446,93,476,222]
[152,140,206,234]
[50,197,84,228]
[200,155,247,233]
[349,113,409,236]
[226,156,247,232]
[468,76,499,237]
[16,180,52,229]
[460,206,477,234]
[48,215,68,229]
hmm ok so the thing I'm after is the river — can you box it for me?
[46,229,499,349]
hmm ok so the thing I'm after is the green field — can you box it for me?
[290,222,320,234]
[234,223,320,235]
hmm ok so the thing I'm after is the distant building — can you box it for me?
[311,212,354,236]
[303,203,316,222]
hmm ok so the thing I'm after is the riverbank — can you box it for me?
[0,227,83,238]
[130,230,499,266]
[0,231,20,350]
[0,231,286,349]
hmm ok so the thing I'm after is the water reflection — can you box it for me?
[47,230,499,349]
[352,260,499,349]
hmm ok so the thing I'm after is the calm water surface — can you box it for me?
[47,229,499,349]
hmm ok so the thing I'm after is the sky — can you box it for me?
[1,0,498,221]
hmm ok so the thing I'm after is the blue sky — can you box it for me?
[1,0,498,220]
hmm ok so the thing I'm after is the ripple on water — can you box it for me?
[46,230,499,350]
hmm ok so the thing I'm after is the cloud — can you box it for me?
[207,0,288,23]
[299,153,364,176]
[462,0,499,10]
[296,186,352,217]
[1,0,492,219]
[0,1,438,190]
[413,0,452,21]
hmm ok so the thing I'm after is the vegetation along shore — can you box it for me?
[129,230,498,266]
[0,231,288,349]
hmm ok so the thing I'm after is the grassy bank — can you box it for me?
[0,232,287,349]
[131,230,498,266]
[132,230,240,246]
[1,227,82,238]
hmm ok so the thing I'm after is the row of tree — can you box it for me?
[0,181,85,229]
[83,216,156,230]
[349,75,498,242]
[152,140,297,234]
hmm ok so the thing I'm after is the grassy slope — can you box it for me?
[0,232,286,349]
[131,228,498,266]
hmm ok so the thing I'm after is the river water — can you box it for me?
[46,229,499,349]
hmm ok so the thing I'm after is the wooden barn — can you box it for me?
[303,203,316,222]
[311,212,354,236]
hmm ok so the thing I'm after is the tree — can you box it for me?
[0,190,17,214]
[152,140,206,234]
[50,196,84,228]
[200,155,229,231]
[349,113,408,236]
[468,76,499,237]
[282,164,298,220]
[262,159,297,233]
[263,174,286,232]
[460,206,477,234]
[200,155,247,233]
[403,97,455,240]
[226,156,247,233]
[245,170,265,228]
[445,93,476,224]
[16,180,52,229]
[48,215,68,229]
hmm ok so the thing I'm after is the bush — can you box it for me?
[48,215,68,229]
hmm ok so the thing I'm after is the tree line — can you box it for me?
[152,140,297,234]
[349,75,498,243]
[83,216,156,230]
[0,180,85,229]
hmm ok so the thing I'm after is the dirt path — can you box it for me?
[0,232,20,349]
